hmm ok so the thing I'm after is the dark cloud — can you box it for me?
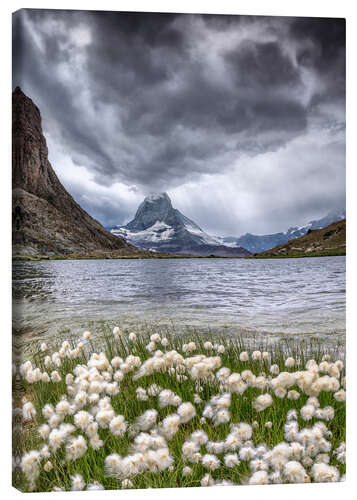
[225,40,301,88]
[12,10,345,233]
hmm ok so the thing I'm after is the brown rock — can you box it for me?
[12,87,140,258]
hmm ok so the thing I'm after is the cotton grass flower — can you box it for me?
[334,389,346,402]
[113,326,121,337]
[270,364,279,375]
[50,370,61,383]
[300,404,316,421]
[48,428,66,452]
[253,394,273,412]
[158,389,182,408]
[66,435,87,461]
[183,342,196,353]
[202,454,220,470]
[239,446,256,461]
[21,450,41,490]
[285,357,295,369]
[177,402,196,423]
[146,341,156,352]
[38,424,50,440]
[224,453,240,467]
[191,430,208,445]
[43,461,53,472]
[201,473,214,486]
[109,415,127,436]
[283,461,309,483]
[135,409,158,431]
[71,474,85,491]
[240,351,249,362]
[249,470,269,485]
[160,413,180,439]
[182,466,192,476]
[252,351,262,361]
[311,463,340,482]
[287,390,300,400]
[90,435,104,449]
[22,401,36,421]
[136,387,148,401]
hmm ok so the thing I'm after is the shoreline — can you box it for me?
[13,251,346,262]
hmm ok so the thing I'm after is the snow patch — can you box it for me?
[112,220,175,243]
[184,223,221,246]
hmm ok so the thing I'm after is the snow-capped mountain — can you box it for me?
[111,193,251,256]
[217,209,346,254]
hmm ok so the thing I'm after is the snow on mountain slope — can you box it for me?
[111,193,250,256]
[116,221,175,244]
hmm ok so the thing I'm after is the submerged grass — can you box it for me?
[13,323,346,492]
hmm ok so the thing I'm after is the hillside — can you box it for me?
[254,219,346,258]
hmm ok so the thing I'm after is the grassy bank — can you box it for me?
[13,325,346,492]
[251,250,346,259]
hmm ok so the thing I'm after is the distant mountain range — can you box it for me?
[111,193,345,256]
[216,209,346,253]
[255,219,346,258]
[111,193,250,257]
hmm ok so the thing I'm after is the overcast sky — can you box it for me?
[13,9,345,236]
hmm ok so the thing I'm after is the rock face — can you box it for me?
[111,193,251,257]
[218,209,346,253]
[255,219,346,258]
[12,87,138,258]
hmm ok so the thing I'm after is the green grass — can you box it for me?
[13,324,346,492]
[251,250,346,259]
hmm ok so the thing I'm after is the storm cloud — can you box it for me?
[12,10,345,234]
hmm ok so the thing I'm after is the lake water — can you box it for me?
[12,256,345,347]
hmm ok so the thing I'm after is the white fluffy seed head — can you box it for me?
[253,394,273,412]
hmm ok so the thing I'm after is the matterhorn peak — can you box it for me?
[145,192,170,203]
[111,193,251,257]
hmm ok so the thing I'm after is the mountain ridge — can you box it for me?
[217,209,346,253]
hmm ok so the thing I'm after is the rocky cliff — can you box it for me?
[12,87,141,258]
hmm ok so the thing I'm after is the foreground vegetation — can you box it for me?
[13,325,346,492]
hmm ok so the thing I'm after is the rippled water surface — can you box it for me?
[13,257,345,345]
